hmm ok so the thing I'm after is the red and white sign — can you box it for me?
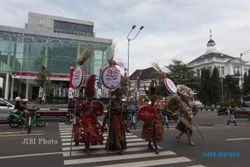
[164,78,177,94]
[12,73,70,81]
[72,66,84,89]
[101,66,121,89]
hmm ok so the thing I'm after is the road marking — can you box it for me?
[0,133,44,137]
[186,165,206,167]
[0,152,62,159]
[62,142,149,151]
[63,146,162,157]
[93,157,191,167]
[64,151,176,165]
[0,130,44,135]
[61,136,140,142]
[61,138,144,146]
[226,137,250,141]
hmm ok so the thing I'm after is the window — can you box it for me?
[233,66,240,75]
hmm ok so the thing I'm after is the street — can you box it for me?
[0,111,249,167]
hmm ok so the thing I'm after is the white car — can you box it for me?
[0,98,15,122]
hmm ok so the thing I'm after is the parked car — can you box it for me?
[231,107,250,118]
[0,98,15,122]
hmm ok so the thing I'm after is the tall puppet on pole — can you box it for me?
[70,49,105,155]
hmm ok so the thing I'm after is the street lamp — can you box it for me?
[126,25,144,97]
[240,49,250,104]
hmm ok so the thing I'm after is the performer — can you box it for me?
[73,75,104,155]
[167,85,198,146]
[141,80,164,154]
[106,82,127,155]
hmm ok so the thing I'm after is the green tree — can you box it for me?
[36,66,53,102]
[200,68,210,106]
[223,75,241,107]
[210,67,220,106]
[167,59,200,91]
[243,69,250,100]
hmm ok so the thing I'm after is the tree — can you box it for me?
[167,59,200,91]
[200,68,210,106]
[210,67,220,106]
[223,75,241,107]
[36,65,52,103]
[243,69,250,100]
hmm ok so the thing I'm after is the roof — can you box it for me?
[129,67,163,80]
[188,51,234,65]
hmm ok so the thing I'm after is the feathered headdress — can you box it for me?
[77,48,92,65]
[85,75,96,98]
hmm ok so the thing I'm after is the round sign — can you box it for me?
[72,66,84,89]
[101,66,121,89]
[164,78,177,94]
[138,105,156,122]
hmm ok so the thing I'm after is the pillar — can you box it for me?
[25,79,29,99]
[4,73,10,99]
[10,76,14,100]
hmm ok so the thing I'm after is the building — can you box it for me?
[188,31,250,78]
[0,12,112,100]
[130,67,164,96]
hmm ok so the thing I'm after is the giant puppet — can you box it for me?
[165,78,200,146]
[71,49,105,155]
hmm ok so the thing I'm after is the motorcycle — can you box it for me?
[8,108,47,128]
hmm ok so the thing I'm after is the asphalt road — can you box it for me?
[0,111,249,167]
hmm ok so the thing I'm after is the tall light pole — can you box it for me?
[126,25,144,98]
[240,49,250,104]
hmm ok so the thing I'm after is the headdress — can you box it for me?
[177,85,193,101]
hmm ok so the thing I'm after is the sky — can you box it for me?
[1,0,250,74]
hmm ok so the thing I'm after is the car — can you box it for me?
[0,98,15,122]
[232,107,250,119]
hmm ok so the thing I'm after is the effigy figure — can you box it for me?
[167,84,198,146]
[139,80,164,154]
[106,78,127,155]
[73,75,104,154]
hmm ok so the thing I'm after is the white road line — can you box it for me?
[186,165,206,167]
[0,152,62,159]
[64,151,176,165]
[62,142,148,151]
[62,138,144,146]
[61,136,140,142]
[63,146,162,157]
[226,137,250,141]
[60,133,133,138]
[93,157,191,167]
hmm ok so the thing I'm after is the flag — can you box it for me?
[68,65,75,99]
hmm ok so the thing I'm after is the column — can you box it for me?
[4,73,10,99]
[25,79,29,99]
[10,76,14,100]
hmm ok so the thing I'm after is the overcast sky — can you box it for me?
[1,0,250,74]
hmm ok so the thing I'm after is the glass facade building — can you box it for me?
[0,12,112,100]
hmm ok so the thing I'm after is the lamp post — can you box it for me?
[240,49,250,104]
[126,25,144,98]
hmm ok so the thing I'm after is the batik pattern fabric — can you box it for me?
[141,106,164,143]
[106,99,127,150]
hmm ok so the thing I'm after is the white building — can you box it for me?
[188,32,250,78]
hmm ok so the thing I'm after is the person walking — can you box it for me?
[227,107,237,126]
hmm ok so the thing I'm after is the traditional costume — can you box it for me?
[73,75,104,154]
[106,77,127,154]
[140,80,164,154]
[167,85,198,146]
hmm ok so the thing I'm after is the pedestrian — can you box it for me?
[132,112,136,130]
[227,107,237,126]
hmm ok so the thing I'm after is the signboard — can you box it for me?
[72,66,84,89]
[12,73,70,81]
[101,66,121,89]
[36,111,69,122]
[164,78,177,94]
